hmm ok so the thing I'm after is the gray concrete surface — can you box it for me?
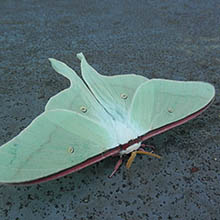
[0,0,219,219]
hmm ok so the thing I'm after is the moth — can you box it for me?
[0,53,215,184]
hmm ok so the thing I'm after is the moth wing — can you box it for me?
[46,58,112,125]
[0,110,117,184]
[129,79,215,135]
[77,53,148,121]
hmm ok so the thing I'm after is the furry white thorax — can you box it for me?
[107,116,141,155]
[120,143,141,155]
[113,120,138,144]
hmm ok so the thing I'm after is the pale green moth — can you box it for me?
[0,53,215,184]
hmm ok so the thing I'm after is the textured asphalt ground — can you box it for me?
[0,0,219,219]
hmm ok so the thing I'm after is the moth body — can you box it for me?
[113,120,138,146]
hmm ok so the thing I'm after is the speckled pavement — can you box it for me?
[0,0,219,219]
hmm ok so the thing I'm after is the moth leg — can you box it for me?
[140,143,155,151]
[139,144,161,158]
[139,147,154,154]
[109,158,123,178]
